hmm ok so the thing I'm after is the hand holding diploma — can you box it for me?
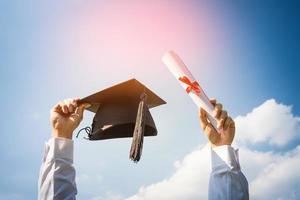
[200,99,235,147]
[162,51,235,147]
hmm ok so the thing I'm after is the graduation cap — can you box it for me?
[77,79,166,162]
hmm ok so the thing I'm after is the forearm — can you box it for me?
[209,145,249,200]
[38,137,77,200]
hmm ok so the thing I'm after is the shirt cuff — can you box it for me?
[43,137,74,163]
[211,145,240,171]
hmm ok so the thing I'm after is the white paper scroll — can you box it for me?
[162,51,218,130]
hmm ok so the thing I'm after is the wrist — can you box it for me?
[210,142,232,148]
[52,129,73,139]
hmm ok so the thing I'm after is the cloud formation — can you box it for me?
[126,145,211,200]
[125,99,300,200]
[235,99,300,146]
[244,147,300,199]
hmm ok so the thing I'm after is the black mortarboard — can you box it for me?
[78,79,166,162]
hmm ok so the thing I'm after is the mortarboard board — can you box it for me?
[78,79,166,162]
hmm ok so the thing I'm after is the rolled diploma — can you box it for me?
[162,51,218,130]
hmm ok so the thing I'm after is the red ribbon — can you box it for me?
[179,76,201,95]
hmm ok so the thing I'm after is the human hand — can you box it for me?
[199,99,235,147]
[50,98,90,139]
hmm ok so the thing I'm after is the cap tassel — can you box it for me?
[130,92,147,162]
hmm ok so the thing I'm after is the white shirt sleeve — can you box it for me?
[209,145,249,200]
[38,137,77,200]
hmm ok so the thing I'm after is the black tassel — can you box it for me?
[130,92,147,162]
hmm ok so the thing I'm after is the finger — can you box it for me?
[66,101,75,113]
[205,123,219,144]
[51,104,62,114]
[220,110,228,121]
[224,117,232,130]
[199,108,208,130]
[69,104,75,113]
[60,101,69,114]
[69,100,76,113]
[63,99,75,113]
[210,99,217,106]
[229,119,235,128]
[218,119,224,129]
[71,99,80,113]
[72,98,79,107]
[214,103,223,119]
[63,99,70,114]
[75,103,91,119]
[218,110,228,128]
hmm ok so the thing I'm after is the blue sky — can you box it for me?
[0,1,299,199]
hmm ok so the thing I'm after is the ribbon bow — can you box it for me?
[179,76,201,95]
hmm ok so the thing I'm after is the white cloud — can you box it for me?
[124,99,300,200]
[235,99,300,146]
[126,144,211,200]
[249,147,300,199]
[239,147,300,200]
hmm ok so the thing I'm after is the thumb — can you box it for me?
[75,103,91,119]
